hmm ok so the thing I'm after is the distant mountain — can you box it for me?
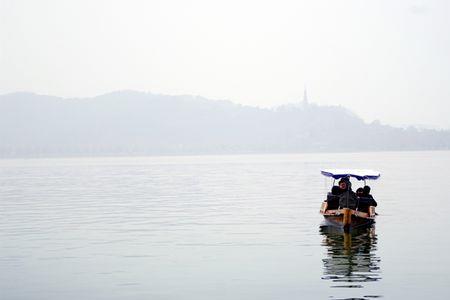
[0,91,449,157]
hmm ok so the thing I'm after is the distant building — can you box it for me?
[302,87,309,107]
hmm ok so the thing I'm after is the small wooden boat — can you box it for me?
[319,169,380,231]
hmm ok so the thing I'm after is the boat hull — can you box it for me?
[323,214,375,229]
[320,203,375,231]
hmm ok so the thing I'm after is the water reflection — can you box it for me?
[320,225,382,299]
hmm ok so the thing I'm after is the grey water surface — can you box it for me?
[1,151,449,299]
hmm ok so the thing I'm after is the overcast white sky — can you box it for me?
[1,0,449,129]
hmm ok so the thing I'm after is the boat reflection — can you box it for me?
[320,225,381,293]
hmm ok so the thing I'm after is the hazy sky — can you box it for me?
[1,0,450,129]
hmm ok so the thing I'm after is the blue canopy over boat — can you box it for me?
[321,169,381,181]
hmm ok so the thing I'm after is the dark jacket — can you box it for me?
[339,190,358,209]
[356,195,377,212]
[366,195,377,207]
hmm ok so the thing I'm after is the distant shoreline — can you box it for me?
[1,91,449,157]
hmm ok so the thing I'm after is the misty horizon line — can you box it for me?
[1,90,444,132]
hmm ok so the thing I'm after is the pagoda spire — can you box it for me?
[303,86,308,105]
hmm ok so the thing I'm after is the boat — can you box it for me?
[319,169,380,231]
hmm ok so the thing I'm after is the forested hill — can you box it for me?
[1,91,449,157]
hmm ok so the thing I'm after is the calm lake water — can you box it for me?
[1,151,449,299]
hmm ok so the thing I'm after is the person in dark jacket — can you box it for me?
[338,177,358,209]
[363,185,371,197]
[356,187,370,212]
[363,185,377,207]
